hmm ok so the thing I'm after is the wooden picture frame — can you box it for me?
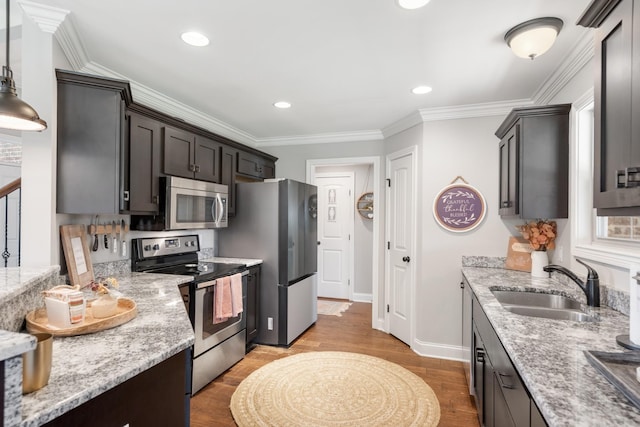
[60,225,94,288]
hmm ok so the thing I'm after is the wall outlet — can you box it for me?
[267,317,273,330]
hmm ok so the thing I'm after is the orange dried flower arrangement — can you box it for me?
[517,220,557,252]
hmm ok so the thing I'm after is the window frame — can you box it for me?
[571,90,640,268]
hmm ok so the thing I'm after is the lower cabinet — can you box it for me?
[246,265,261,346]
[43,350,189,427]
[470,289,547,427]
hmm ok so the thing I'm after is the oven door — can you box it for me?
[166,177,228,230]
[193,272,247,357]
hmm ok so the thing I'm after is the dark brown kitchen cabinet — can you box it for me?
[466,277,547,427]
[43,350,188,427]
[246,265,261,346]
[237,150,276,180]
[578,0,640,215]
[56,70,132,214]
[221,145,238,216]
[495,104,571,219]
[127,112,163,213]
[163,126,222,183]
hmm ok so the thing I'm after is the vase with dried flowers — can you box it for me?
[516,220,557,277]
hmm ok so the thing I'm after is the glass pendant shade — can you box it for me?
[505,17,563,60]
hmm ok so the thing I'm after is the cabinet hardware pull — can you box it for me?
[123,191,130,202]
[476,348,485,363]
[497,372,515,389]
[195,165,200,172]
[502,201,510,207]
[616,167,640,188]
[189,164,196,172]
[152,195,159,204]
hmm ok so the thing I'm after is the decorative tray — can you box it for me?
[26,297,137,337]
[584,350,640,410]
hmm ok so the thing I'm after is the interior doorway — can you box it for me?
[306,157,382,329]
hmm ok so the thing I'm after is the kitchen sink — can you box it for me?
[491,290,595,322]
[492,290,582,310]
[502,305,595,322]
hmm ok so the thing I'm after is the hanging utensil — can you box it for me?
[121,219,127,257]
[92,215,99,252]
[103,220,108,250]
[112,220,118,254]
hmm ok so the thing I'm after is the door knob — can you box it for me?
[402,256,410,262]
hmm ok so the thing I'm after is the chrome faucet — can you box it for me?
[543,259,600,307]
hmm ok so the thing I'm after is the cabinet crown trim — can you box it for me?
[577,0,624,27]
[495,103,572,139]
[56,69,133,105]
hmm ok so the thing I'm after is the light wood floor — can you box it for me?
[190,301,479,426]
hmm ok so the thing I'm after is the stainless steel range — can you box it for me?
[131,234,248,395]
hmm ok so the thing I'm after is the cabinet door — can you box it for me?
[246,266,260,344]
[493,373,517,427]
[221,146,238,215]
[237,151,263,178]
[499,125,519,217]
[163,126,195,179]
[593,0,638,209]
[194,136,221,183]
[128,113,162,213]
[57,83,123,214]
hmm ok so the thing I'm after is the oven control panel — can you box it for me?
[135,235,200,258]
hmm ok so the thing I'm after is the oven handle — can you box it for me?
[196,269,249,289]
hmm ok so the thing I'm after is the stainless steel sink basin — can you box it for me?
[502,305,595,322]
[491,290,595,322]
[492,290,582,310]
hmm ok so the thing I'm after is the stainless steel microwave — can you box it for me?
[165,177,228,230]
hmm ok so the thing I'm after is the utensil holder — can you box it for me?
[22,332,53,394]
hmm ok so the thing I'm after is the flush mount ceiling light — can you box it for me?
[397,0,431,10]
[504,17,563,60]
[181,31,210,47]
[0,0,47,131]
[273,101,291,109]
[412,85,433,95]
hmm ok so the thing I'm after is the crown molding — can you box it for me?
[81,62,258,147]
[54,15,90,71]
[532,29,595,105]
[255,130,384,148]
[18,0,69,34]
[382,99,532,138]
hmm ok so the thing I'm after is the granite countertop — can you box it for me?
[205,256,263,267]
[0,266,59,306]
[19,272,195,427]
[462,266,640,427]
[0,331,35,361]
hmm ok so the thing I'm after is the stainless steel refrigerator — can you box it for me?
[217,179,318,346]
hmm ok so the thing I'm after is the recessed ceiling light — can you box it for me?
[397,0,431,10]
[412,86,433,95]
[274,101,291,109]
[181,31,210,47]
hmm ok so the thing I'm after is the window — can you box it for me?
[572,91,640,265]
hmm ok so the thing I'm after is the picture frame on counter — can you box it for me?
[60,224,95,287]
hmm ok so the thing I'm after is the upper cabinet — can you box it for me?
[163,126,222,183]
[57,70,132,214]
[579,0,640,215]
[237,150,276,180]
[495,104,571,219]
[56,70,277,218]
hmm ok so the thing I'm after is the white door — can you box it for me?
[386,148,415,345]
[314,173,354,300]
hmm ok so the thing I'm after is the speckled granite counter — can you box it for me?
[462,266,640,427]
[205,257,263,267]
[16,272,195,427]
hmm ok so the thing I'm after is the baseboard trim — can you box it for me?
[412,338,466,362]
[352,293,373,303]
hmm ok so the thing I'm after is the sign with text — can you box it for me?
[433,183,486,232]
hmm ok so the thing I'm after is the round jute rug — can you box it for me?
[230,351,441,426]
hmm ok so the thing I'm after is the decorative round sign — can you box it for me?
[433,183,486,232]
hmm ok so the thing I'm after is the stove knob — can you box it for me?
[185,241,191,247]
[144,245,151,251]
[153,244,160,250]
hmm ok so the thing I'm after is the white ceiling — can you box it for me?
[17,0,594,143]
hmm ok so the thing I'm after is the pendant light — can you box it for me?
[504,17,563,60]
[0,0,47,131]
